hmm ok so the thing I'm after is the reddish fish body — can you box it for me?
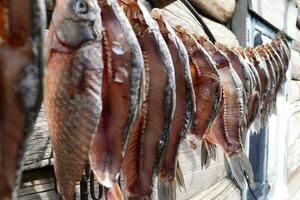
[44,0,103,199]
[197,37,243,146]
[152,12,195,199]
[199,37,253,189]
[119,1,176,198]
[0,1,45,199]
[234,48,261,128]
[175,32,221,150]
[245,48,271,125]
[265,44,285,92]
[89,0,144,189]
[216,44,252,108]
[255,46,277,114]
[272,33,290,73]
[217,44,254,138]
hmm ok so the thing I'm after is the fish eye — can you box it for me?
[74,0,88,14]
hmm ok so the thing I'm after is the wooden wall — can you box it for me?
[18,107,241,199]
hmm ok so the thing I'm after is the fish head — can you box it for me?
[52,0,102,48]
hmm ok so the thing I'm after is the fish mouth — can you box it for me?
[55,19,98,48]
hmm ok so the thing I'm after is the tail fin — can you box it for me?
[175,162,186,192]
[204,140,216,161]
[226,151,254,189]
[107,183,123,200]
[157,178,176,200]
[200,141,211,168]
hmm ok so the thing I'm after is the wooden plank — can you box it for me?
[249,0,297,38]
[162,1,240,47]
[190,178,240,200]
[18,167,106,200]
[190,0,236,24]
[18,165,239,200]
[23,107,53,171]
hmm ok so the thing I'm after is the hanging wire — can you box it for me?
[180,0,217,44]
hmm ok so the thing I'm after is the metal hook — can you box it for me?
[90,170,103,200]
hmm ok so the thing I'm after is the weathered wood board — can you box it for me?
[162,1,240,47]
[190,0,236,24]
[249,0,297,39]
[23,108,53,171]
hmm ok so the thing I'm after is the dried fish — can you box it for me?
[119,1,175,198]
[89,0,144,191]
[44,0,103,199]
[152,10,195,200]
[0,1,45,199]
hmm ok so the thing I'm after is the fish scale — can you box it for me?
[46,43,103,199]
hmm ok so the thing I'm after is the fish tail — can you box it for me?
[107,183,123,200]
[175,161,186,191]
[157,178,176,200]
[204,139,216,161]
[226,151,254,190]
[200,140,211,169]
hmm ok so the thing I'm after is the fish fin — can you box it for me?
[175,161,186,192]
[226,151,254,190]
[204,140,216,161]
[107,183,123,200]
[200,141,209,169]
[157,178,176,200]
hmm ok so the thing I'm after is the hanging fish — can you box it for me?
[0,1,45,199]
[265,43,286,92]
[245,48,271,127]
[216,43,252,108]
[255,46,277,115]
[89,0,144,193]
[175,31,221,167]
[271,33,290,73]
[44,0,103,199]
[198,37,253,189]
[151,11,195,200]
[233,48,261,131]
[216,43,253,141]
[118,0,176,198]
